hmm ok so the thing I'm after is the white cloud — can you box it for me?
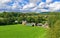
[31,7,37,11]
[46,0,53,3]
[0,0,22,11]
[21,1,60,12]
[47,2,60,11]
[29,0,41,4]
[40,9,49,12]
[0,0,60,12]
[12,2,19,9]
[23,3,36,10]
[0,0,12,11]
[38,2,46,9]
[0,0,12,4]
[0,4,11,11]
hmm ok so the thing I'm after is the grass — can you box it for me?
[0,24,48,38]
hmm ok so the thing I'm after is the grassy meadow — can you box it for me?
[0,24,48,38]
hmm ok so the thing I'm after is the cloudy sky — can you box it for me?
[0,0,60,12]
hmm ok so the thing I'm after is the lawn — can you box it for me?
[0,24,48,38]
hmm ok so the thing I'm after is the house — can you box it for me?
[22,20,27,25]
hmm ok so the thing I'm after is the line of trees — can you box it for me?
[0,12,47,25]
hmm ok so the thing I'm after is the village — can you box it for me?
[14,15,49,28]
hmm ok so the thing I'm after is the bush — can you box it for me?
[0,18,8,25]
[47,13,60,38]
[0,17,15,25]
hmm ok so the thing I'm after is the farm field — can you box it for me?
[0,24,48,38]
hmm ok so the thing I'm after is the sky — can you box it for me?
[0,0,60,12]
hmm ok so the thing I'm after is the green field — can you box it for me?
[0,24,47,38]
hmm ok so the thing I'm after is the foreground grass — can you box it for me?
[0,24,47,38]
